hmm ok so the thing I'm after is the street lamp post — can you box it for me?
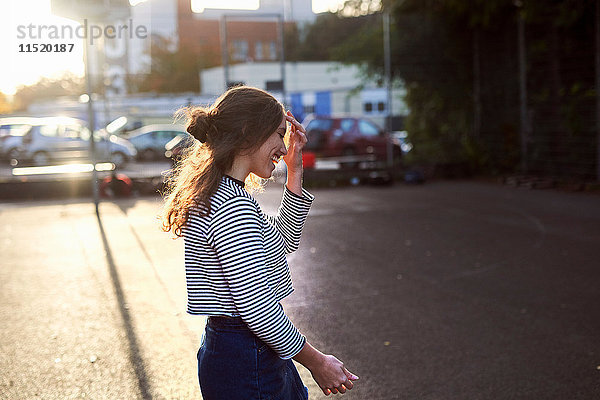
[220,15,230,89]
[596,0,600,181]
[83,38,99,213]
[50,0,106,213]
[516,1,529,174]
[383,10,393,168]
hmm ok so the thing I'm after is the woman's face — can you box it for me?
[247,115,288,179]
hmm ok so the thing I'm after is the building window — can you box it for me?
[363,101,387,114]
[231,40,249,61]
[255,41,263,60]
[361,88,389,115]
[269,41,277,60]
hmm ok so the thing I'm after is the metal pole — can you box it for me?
[517,6,528,174]
[473,27,481,139]
[84,37,99,213]
[596,0,600,181]
[220,15,229,90]
[383,11,393,168]
[278,14,286,106]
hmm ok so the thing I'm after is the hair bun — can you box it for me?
[186,108,215,143]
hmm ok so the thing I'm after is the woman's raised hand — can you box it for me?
[283,111,307,174]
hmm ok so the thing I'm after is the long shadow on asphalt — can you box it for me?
[96,211,153,400]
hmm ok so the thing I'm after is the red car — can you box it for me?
[303,116,401,165]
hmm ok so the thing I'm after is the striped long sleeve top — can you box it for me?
[183,175,315,359]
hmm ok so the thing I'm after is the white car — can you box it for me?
[16,117,137,167]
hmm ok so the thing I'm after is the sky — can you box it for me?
[0,0,345,96]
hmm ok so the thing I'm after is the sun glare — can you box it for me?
[12,162,114,176]
[1,0,344,96]
[312,0,344,14]
[1,0,83,96]
[191,0,259,13]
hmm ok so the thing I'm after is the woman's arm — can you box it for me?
[286,167,304,198]
[264,184,314,253]
[284,113,360,395]
[283,111,307,197]
[207,196,305,359]
[263,111,314,253]
[293,341,360,396]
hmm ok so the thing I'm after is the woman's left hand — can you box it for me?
[283,111,307,174]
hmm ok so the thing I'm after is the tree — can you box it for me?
[130,37,209,94]
[13,73,84,111]
[332,0,597,178]
[285,12,380,62]
[0,92,13,115]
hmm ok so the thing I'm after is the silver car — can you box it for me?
[17,117,137,166]
[0,117,37,161]
[126,124,187,161]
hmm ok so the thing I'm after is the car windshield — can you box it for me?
[306,119,333,132]
[0,124,32,137]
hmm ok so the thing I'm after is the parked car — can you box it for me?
[164,133,193,164]
[126,124,187,161]
[0,117,38,161]
[15,117,137,167]
[303,115,402,166]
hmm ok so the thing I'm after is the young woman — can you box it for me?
[162,86,359,399]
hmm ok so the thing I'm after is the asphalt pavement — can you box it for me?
[1,180,599,399]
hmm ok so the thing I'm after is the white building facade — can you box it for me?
[201,61,408,128]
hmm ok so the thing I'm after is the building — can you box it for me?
[41,2,409,130]
[54,0,315,93]
[177,0,314,67]
[201,61,408,128]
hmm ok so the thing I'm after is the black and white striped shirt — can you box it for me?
[183,175,314,359]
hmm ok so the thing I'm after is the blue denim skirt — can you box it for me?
[197,316,309,400]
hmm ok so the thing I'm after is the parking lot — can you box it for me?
[2,180,599,399]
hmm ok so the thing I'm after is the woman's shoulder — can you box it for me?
[207,177,257,214]
[186,179,257,230]
[210,176,258,205]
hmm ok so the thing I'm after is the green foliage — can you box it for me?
[287,12,380,62]
[13,73,84,111]
[130,38,205,94]
[332,0,597,177]
[403,81,473,166]
[329,14,383,72]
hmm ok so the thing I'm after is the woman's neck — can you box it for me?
[225,157,250,182]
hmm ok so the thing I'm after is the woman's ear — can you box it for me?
[237,148,251,157]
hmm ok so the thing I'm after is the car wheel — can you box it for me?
[142,148,156,161]
[111,151,127,167]
[7,147,19,160]
[33,151,50,166]
[6,148,20,164]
